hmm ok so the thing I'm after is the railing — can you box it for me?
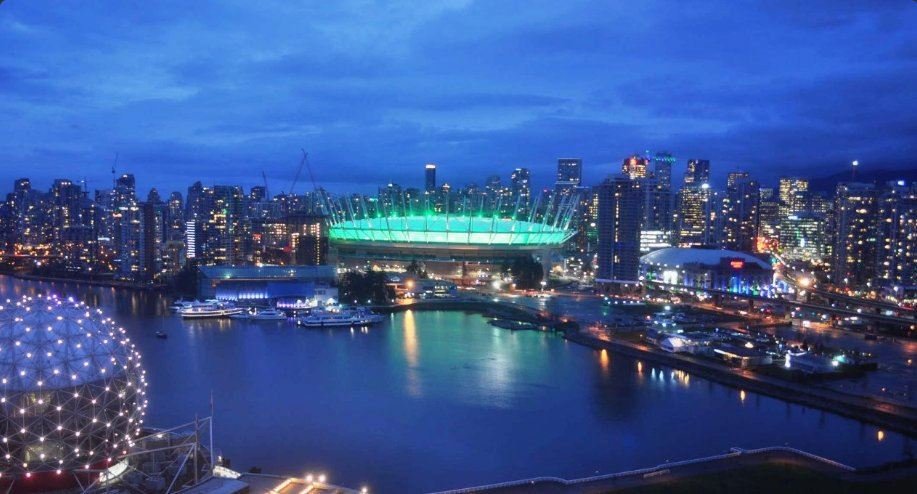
[426,446,855,494]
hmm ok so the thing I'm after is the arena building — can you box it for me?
[640,247,776,295]
[198,265,337,303]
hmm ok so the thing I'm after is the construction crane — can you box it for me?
[261,170,269,198]
[289,149,316,195]
[303,148,318,192]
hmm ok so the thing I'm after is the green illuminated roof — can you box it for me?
[329,216,572,247]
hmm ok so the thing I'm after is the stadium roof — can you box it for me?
[329,216,572,246]
[640,247,772,270]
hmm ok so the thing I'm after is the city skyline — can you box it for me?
[2,1,915,193]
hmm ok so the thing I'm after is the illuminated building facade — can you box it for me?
[621,154,649,180]
[640,246,775,295]
[677,184,714,247]
[722,172,760,252]
[876,181,917,289]
[779,212,828,263]
[832,182,878,287]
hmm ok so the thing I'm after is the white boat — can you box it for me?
[180,301,244,319]
[231,308,288,321]
[296,308,384,328]
[169,299,194,311]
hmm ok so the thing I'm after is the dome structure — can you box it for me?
[0,294,147,483]
[640,247,772,270]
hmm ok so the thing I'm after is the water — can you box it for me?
[0,276,911,493]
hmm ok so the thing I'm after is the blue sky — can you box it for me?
[1,1,914,195]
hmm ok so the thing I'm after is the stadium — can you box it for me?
[328,209,576,277]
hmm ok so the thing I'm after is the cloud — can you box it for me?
[0,0,914,195]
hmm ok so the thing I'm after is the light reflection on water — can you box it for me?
[0,276,910,494]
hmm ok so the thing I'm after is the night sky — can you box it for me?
[1,1,914,195]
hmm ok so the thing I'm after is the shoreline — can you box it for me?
[564,330,917,438]
[5,271,167,291]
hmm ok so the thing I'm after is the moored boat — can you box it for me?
[179,301,244,319]
[296,307,384,328]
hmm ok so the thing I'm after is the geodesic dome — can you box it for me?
[0,294,147,480]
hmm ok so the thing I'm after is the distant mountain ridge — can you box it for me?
[807,168,917,193]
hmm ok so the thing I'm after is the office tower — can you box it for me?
[425,163,437,192]
[677,183,714,247]
[652,152,675,191]
[596,175,643,283]
[832,182,878,287]
[684,159,710,186]
[778,177,809,219]
[877,181,917,289]
[621,154,649,180]
[722,172,760,251]
[779,212,828,263]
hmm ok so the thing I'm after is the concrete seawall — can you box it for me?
[564,331,917,438]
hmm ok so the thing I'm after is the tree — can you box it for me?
[510,256,544,289]
[405,259,427,279]
[340,270,393,304]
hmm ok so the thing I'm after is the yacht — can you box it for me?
[296,307,384,328]
[179,301,244,319]
[231,308,288,321]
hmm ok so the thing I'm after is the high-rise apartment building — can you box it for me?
[596,175,643,283]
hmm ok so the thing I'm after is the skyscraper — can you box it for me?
[425,163,437,192]
[555,158,582,199]
[684,159,710,186]
[778,177,809,219]
[677,183,714,247]
[832,182,878,287]
[596,175,643,284]
[652,152,675,191]
[510,168,531,216]
[556,158,582,184]
[621,154,649,180]
[722,172,760,251]
[877,181,917,289]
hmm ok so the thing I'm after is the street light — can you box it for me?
[540,280,547,292]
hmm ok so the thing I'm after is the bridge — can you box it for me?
[643,280,916,329]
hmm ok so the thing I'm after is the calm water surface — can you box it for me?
[0,276,910,493]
